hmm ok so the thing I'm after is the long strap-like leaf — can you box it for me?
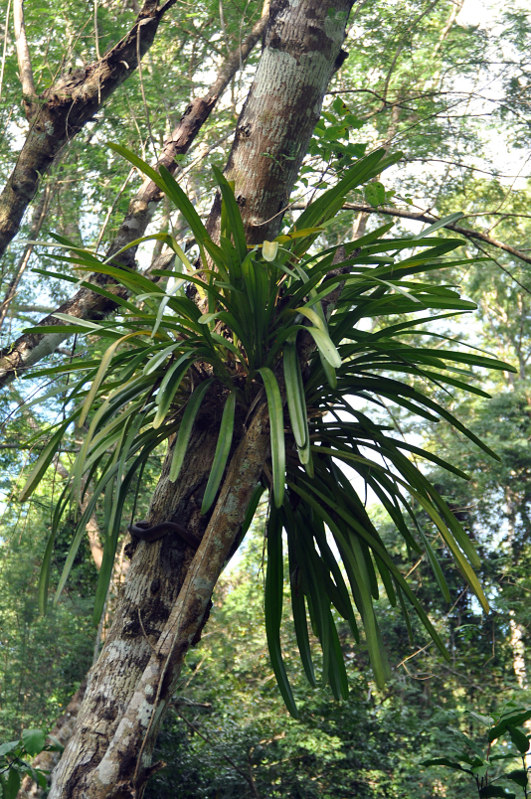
[201,390,237,514]
[258,367,285,508]
[265,506,299,717]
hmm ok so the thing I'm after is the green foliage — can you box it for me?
[303,95,367,183]
[424,705,531,798]
[0,0,529,792]
[146,527,530,799]
[20,147,511,713]
[0,488,96,742]
[0,728,60,799]
[145,531,408,799]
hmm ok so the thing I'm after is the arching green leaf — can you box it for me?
[265,506,299,718]
[170,379,214,482]
[201,390,237,514]
[258,367,285,508]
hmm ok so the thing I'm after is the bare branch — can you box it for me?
[381,0,439,103]
[93,0,101,61]
[405,157,529,181]
[341,202,531,270]
[0,0,13,103]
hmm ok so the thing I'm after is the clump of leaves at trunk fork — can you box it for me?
[20,146,512,714]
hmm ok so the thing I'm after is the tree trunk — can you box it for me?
[47,2,353,797]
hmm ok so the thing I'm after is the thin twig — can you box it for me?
[175,709,261,798]
[340,202,531,275]
[93,0,101,60]
[95,167,135,252]
[136,19,157,158]
[0,183,53,330]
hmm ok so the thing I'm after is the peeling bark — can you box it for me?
[16,683,87,799]
[48,420,222,799]
[50,404,269,799]
[44,2,354,796]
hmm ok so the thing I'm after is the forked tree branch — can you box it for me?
[0,0,179,261]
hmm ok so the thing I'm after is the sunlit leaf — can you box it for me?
[262,240,279,261]
[258,367,285,508]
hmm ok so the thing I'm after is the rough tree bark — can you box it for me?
[0,6,269,389]
[47,2,354,797]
